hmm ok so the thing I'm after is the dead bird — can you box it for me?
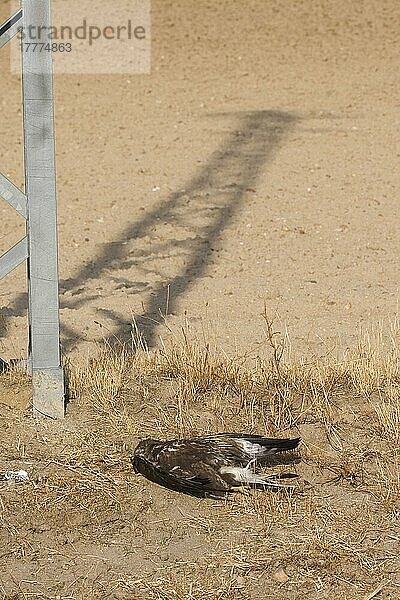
[131,433,300,498]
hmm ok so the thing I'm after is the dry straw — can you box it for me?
[0,316,399,599]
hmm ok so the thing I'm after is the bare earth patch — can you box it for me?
[0,323,399,599]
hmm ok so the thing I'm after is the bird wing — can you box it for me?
[204,433,300,451]
[131,454,230,498]
[201,433,301,464]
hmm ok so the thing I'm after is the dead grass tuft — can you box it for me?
[0,319,400,599]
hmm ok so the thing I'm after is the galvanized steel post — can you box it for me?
[0,1,65,418]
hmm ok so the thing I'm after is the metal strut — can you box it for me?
[0,1,65,418]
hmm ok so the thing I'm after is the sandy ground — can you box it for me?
[1,0,400,363]
[1,3,400,598]
[1,340,400,599]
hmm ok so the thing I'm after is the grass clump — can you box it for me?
[0,318,399,599]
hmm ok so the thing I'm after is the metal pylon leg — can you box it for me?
[22,0,64,418]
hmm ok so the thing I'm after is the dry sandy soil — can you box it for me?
[0,0,400,599]
[1,337,400,600]
[1,0,399,360]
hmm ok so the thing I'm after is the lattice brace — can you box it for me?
[0,2,65,418]
[0,9,27,278]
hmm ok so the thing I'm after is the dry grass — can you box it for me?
[0,319,399,599]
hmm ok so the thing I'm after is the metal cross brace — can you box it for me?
[0,1,64,418]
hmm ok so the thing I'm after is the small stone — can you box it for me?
[273,566,289,583]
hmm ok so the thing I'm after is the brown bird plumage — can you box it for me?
[131,433,300,498]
